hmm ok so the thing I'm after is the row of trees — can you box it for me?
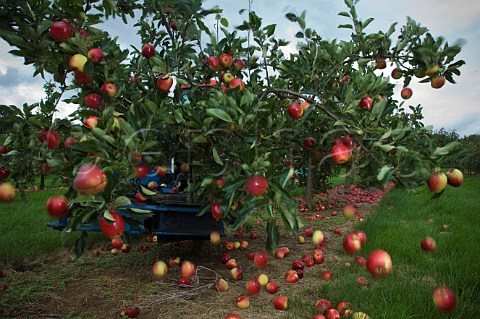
[0,0,465,253]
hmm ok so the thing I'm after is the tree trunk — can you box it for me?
[306,154,314,209]
[40,172,45,190]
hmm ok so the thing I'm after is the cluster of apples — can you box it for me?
[206,53,246,92]
[427,168,463,194]
[152,258,196,288]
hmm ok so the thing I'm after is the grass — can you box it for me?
[287,176,480,318]
[0,188,102,265]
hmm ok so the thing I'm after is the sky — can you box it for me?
[0,0,479,136]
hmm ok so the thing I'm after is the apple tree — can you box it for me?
[0,0,464,255]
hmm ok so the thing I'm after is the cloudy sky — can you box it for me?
[1,0,478,136]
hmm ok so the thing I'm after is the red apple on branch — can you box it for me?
[401,87,413,100]
[287,103,303,118]
[99,212,125,239]
[207,56,220,71]
[50,20,73,42]
[247,175,268,196]
[330,143,352,164]
[427,171,447,193]
[69,54,88,72]
[101,82,117,97]
[73,164,107,195]
[446,168,463,187]
[219,53,233,67]
[85,93,101,109]
[359,96,373,110]
[142,43,155,58]
[87,48,104,63]
[46,195,69,218]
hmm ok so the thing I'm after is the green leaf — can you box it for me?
[432,141,460,157]
[129,208,152,214]
[74,231,88,259]
[220,17,229,27]
[338,11,350,18]
[362,18,374,29]
[140,185,157,195]
[206,108,233,122]
[212,147,223,165]
[338,24,353,29]
[266,220,280,251]
[377,165,394,181]
[373,142,395,152]
[113,196,131,208]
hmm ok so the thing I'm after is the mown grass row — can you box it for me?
[286,176,480,318]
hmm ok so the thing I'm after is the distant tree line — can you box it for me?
[432,128,480,175]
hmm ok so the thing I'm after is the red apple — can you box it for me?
[432,286,456,312]
[219,53,233,67]
[229,78,245,91]
[211,203,222,221]
[74,71,92,85]
[366,249,392,278]
[101,82,117,97]
[375,57,386,69]
[44,131,61,149]
[178,276,191,287]
[73,164,107,195]
[254,251,268,268]
[111,237,123,249]
[236,295,250,309]
[46,195,69,218]
[304,137,316,150]
[401,87,412,99]
[0,183,16,202]
[287,103,303,118]
[343,233,362,254]
[134,163,150,179]
[225,315,240,319]
[245,278,261,295]
[325,309,340,319]
[285,270,299,283]
[0,169,10,180]
[224,241,235,251]
[431,76,445,89]
[121,243,131,253]
[214,278,229,292]
[234,58,245,70]
[353,230,366,245]
[322,270,333,281]
[181,260,196,278]
[0,146,7,154]
[280,246,290,256]
[157,74,174,92]
[315,299,332,314]
[154,165,167,177]
[220,252,231,264]
[305,227,314,237]
[427,171,447,193]
[355,256,366,266]
[84,116,98,129]
[336,301,350,315]
[168,257,181,267]
[391,67,403,79]
[420,237,436,252]
[152,261,168,279]
[225,258,238,270]
[446,168,463,187]
[266,281,279,294]
[313,249,324,264]
[216,177,226,188]
[230,267,243,280]
[292,260,304,271]
[247,175,268,196]
[273,295,288,310]
[330,143,352,164]
[142,43,155,58]
[124,306,140,318]
[359,96,373,110]
[50,20,73,42]
[87,48,104,63]
[343,135,355,149]
[99,212,125,238]
[85,93,101,109]
[275,249,285,259]
[207,56,220,71]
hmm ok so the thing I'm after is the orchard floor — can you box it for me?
[0,184,434,318]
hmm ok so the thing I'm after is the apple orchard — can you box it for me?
[0,0,466,317]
